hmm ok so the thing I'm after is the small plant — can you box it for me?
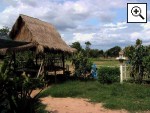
[98,67,120,84]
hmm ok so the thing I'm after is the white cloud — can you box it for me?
[0,0,150,50]
[103,22,127,31]
[141,22,150,31]
[72,33,96,42]
[130,21,150,44]
[130,32,141,40]
[0,0,128,30]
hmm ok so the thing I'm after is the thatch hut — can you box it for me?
[2,14,75,79]
[9,14,74,53]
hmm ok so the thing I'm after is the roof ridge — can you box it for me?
[19,14,55,28]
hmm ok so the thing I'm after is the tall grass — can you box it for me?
[39,81,150,112]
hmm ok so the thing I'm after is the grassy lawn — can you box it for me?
[39,81,150,112]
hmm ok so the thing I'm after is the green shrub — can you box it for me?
[72,52,92,78]
[0,58,45,113]
[98,67,120,84]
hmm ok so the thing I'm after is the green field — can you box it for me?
[39,81,150,112]
[92,59,119,67]
[66,58,120,68]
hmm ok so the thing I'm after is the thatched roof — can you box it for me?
[0,38,30,49]
[0,38,32,55]
[9,14,75,53]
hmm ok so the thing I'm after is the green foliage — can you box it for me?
[0,59,45,113]
[105,46,121,57]
[85,41,91,57]
[124,45,135,60]
[70,41,83,52]
[39,81,150,112]
[72,52,92,77]
[85,41,91,49]
[124,39,149,83]
[143,56,150,75]
[0,26,10,39]
[1,58,9,74]
[70,41,104,58]
[89,49,104,58]
[98,67,120,84]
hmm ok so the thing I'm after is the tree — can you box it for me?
[98,50,104,57]
[105,46,121,57]
[136,39,142,46]
[124,45,135,60]
[71,42,82,52]
[89,49,104,58]
[71,52,92,78]
[124,39,149,83]
[85,41,91,57]
[85,41,91,50]
[0,26,10,39]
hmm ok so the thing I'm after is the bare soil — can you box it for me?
[40,97,128,113]
[32,89,128,113]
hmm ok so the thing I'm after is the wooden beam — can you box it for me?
[37,60,43,78]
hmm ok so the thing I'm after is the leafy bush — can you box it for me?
[124,39,150,83]
[0,59,45,113]
[72,52,92,78]
[143,56,150,76]
[98,67,120,84]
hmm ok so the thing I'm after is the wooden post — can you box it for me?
[125,64,127,80]
[37,60,43,78]
[120,64,123,84]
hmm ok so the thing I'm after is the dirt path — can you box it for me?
[40,97,128,113]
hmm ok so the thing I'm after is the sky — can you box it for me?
[0,0,150,50]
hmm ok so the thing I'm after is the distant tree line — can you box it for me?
[70,41,121,58]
